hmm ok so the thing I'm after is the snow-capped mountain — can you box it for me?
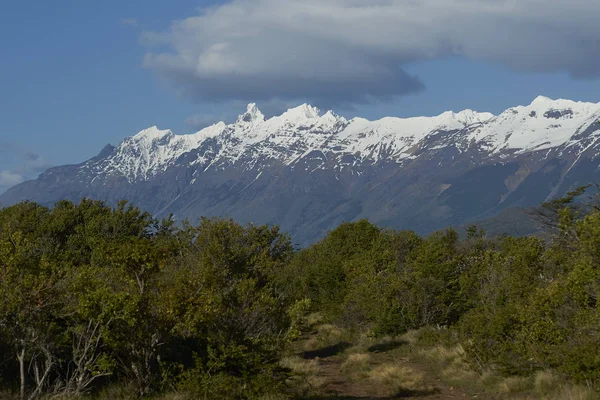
[89,103,495,183]
[2,96,600,245]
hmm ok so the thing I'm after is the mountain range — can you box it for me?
[2,96,599,245]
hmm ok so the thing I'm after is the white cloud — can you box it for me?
[0,145,52,194]
[0,171,25,187]
[142,0,600,107]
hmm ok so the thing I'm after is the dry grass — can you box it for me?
[306,312,324,327]
[93,384,138,399]
[479,370,503,388]
[256,394,291,400]
[302,336,320,351]
[533,372,598,400]
[340,353,371,375]
[302,323,348,352]
[346,332,378,353]
[401,329,421,346]
[280,356,319,376]
[419,344,466,365]
[440,359,478,386]
[535,370,561,396]
[418,343,482,388]
[551,385,598,400]
[156,394,193,400]
[280,356,325,395]
[498,376,532,394]
[369,364,425,392]
[316,324,344,344]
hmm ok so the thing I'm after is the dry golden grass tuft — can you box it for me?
[316,324,343,343]
[498,376,532,394]
[419,344,466,365]
[401,329,421,346]
[479,370,503,388]
[346,332,378,353]
[535,370,561,396]
[420,342,490,390]
[256,394,291,400]
[156,394,193,400]
[340,353,371,375]
[440,359,478,386]
[302,336,320,352]
[280,356,319,376]
[369,364,425,392]
[302,323,347,351]
[549,385,598,400]
[306,312,324,328]
[280,356,325,395]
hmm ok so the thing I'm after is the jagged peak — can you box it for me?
[453,109,495,125]
[499,96,600,120]
[526,95,599,110]
[280,103,321,121]
[237,103,265,124]
[527,95,577,111]
[531,95,554,105]
[434,109,494,126]
[95,144,116,159]
[196,120,226,132]
[132,126,173,141]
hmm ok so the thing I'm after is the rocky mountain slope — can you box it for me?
[2,96,599,245]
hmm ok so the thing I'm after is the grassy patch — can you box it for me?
[369,364,425,393]
[315,324,344,345]
[419,344,466,365]
[255,394,291,400]
[306,312,324,328]
[535,370,561,397]
[498,376,533,394]
[551,385,598,400]
[280,356,325,396]
[340,353,371,375]
[301,323,355,359]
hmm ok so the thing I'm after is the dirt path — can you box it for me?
[296,338,483,400]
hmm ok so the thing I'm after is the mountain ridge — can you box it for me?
[2,96,599,245]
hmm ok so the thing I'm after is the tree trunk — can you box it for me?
[17,348,25,400]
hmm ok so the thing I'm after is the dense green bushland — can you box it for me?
[282,187,600,389]
[0,200,305,399]
[0,188,598,398]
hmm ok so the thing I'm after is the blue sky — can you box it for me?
[1,0,600,193]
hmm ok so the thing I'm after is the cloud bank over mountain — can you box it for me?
[143,0,600,107]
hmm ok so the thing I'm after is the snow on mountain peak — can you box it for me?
[468,96,600,154]
[526,96,599,115]
[133,126,173,141]
[531,95,553,106]
[452,110,495,126]
[99,97,600,182]
[276,104,322,123]
[237,103,265,124]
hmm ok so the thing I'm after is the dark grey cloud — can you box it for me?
[142,0,600,108]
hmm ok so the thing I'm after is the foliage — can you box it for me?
[1,186,600,397]
[0,200,298,399]
[280,185,600,390]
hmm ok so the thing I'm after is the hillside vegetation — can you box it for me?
[0,187,598,399]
